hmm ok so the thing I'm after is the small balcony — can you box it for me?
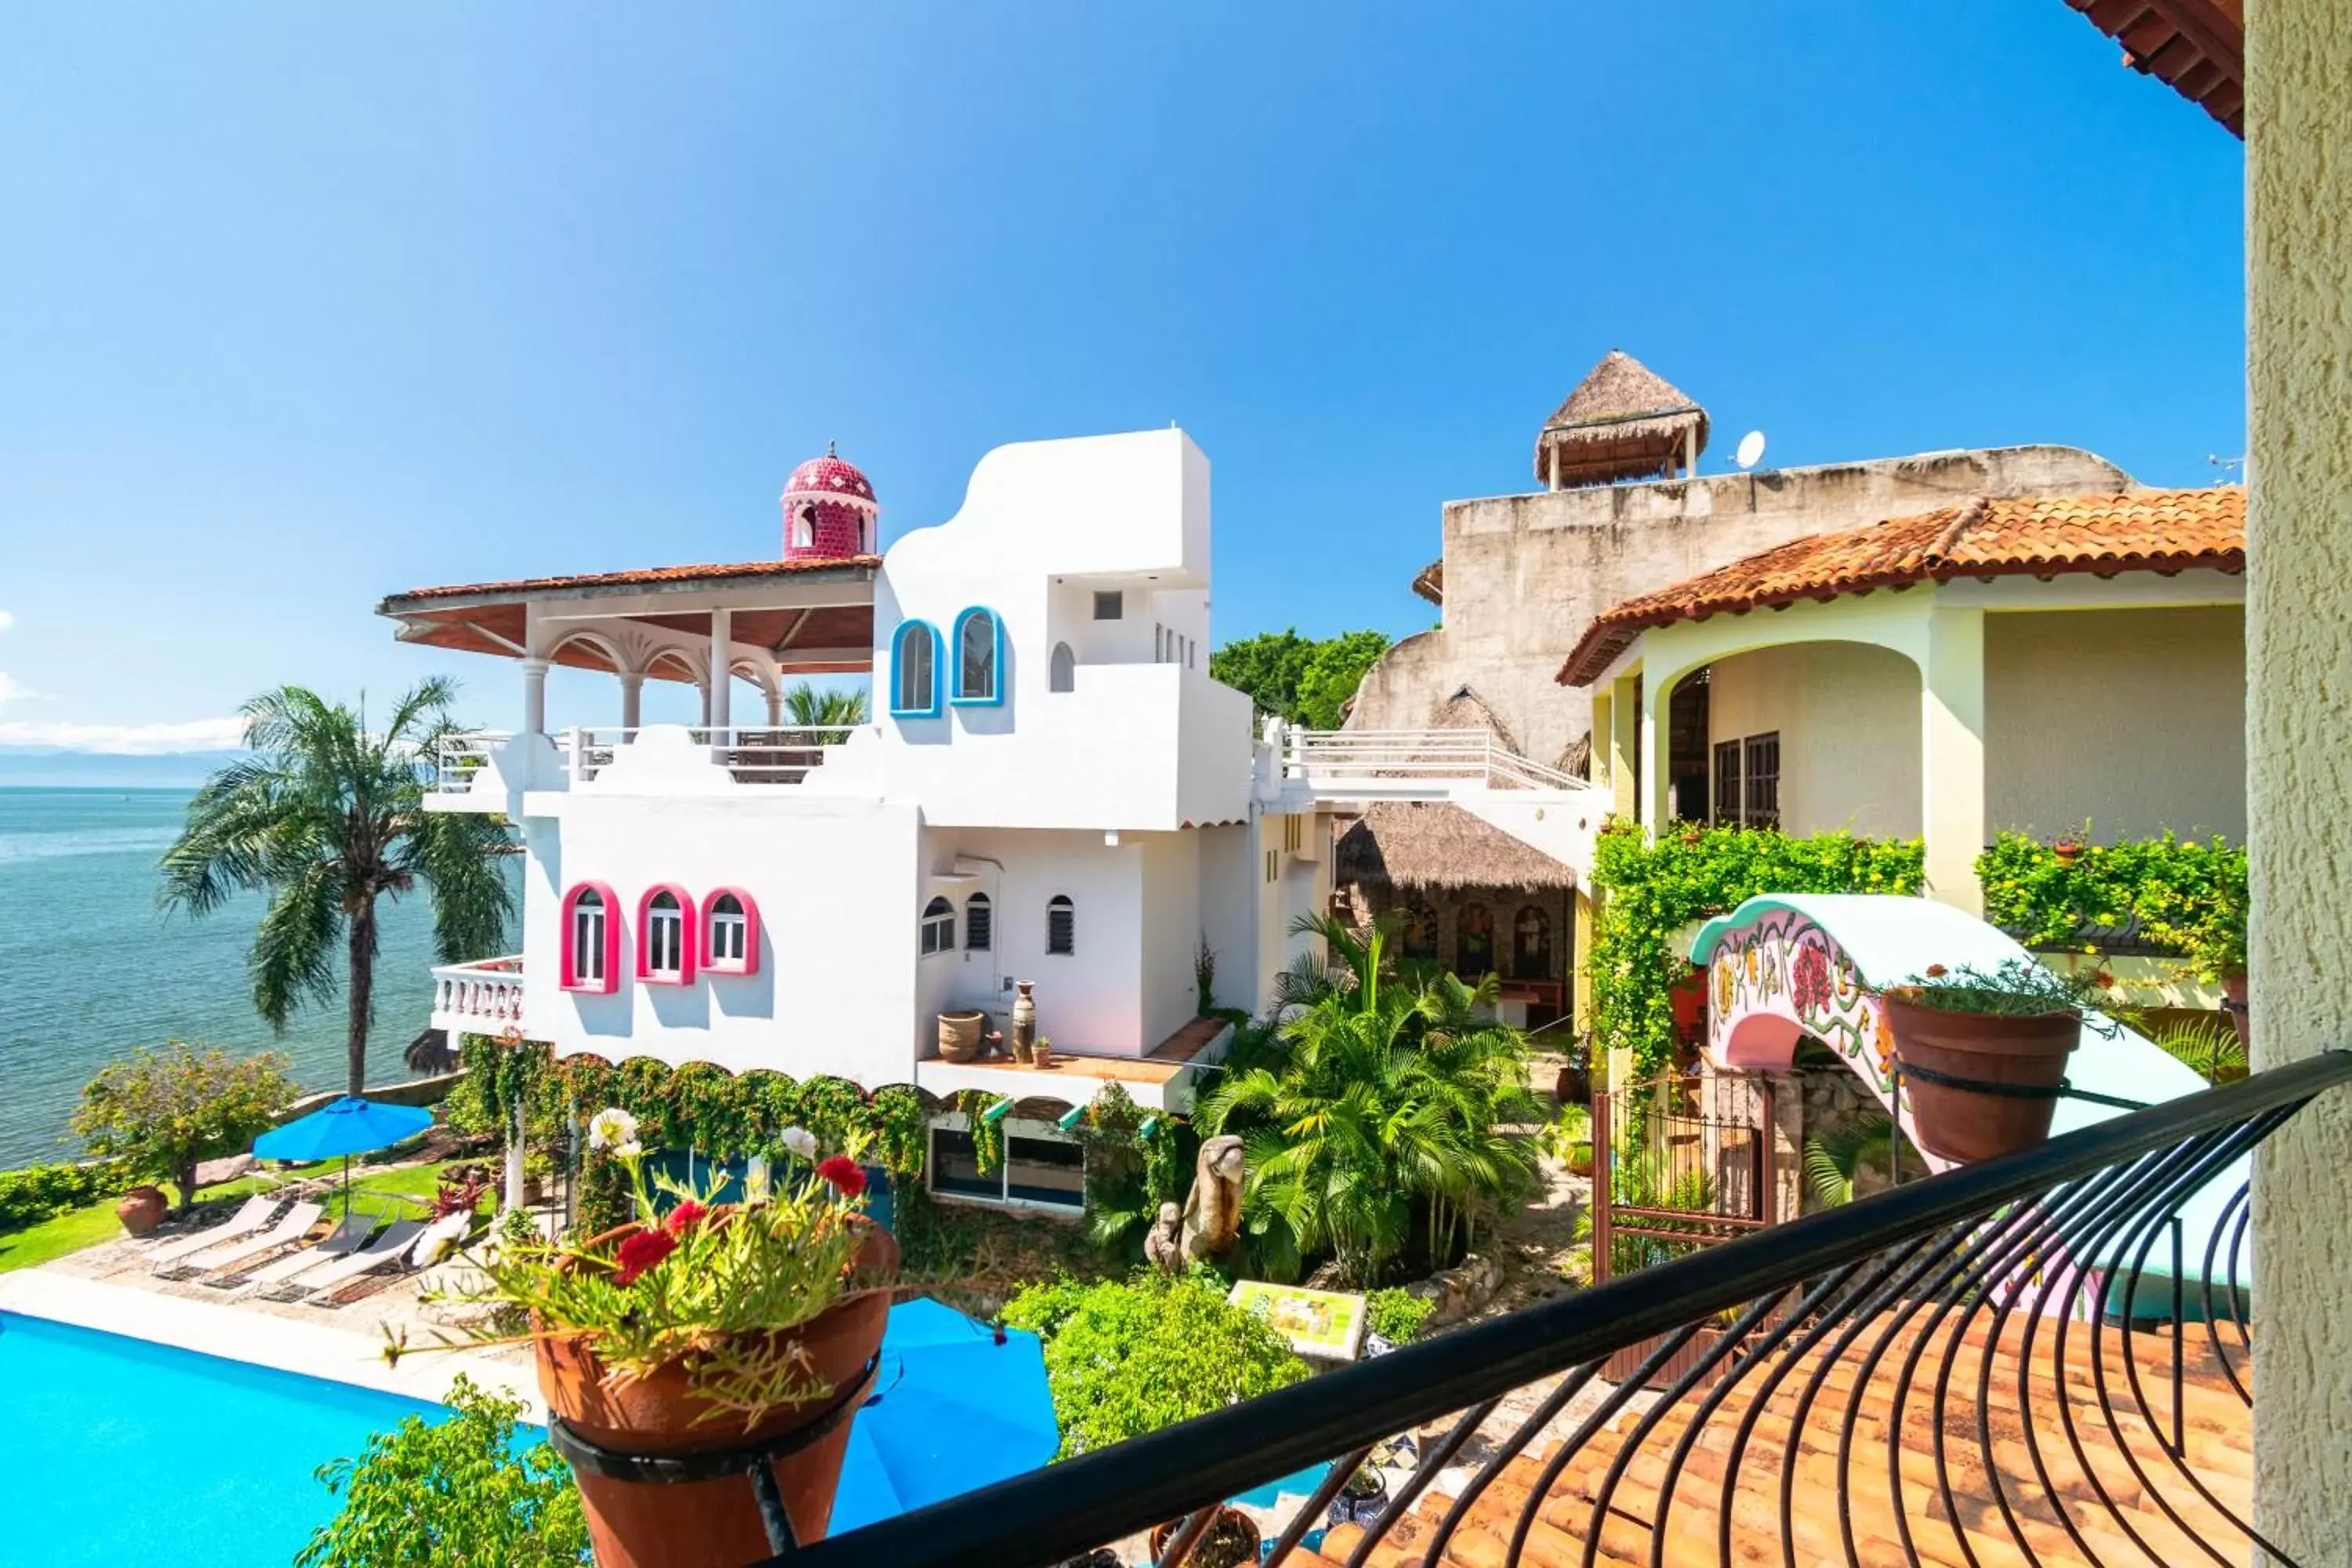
[427,724,865,811]
[914,1015,1233,1115]
[430,956,528,1036]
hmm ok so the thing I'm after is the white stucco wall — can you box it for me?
[1138,830,1205,1052]
[1704,641,1924,838]
[2249,7,2352,1559]
[931,826,1147,1056]
[524,793,924,1087]
[1984,607,2245,842]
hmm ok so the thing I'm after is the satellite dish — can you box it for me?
[1735,430,1768,470]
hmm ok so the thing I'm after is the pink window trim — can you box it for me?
[634,884,699,986]
[560,881,621,994]
[699,886,761,976]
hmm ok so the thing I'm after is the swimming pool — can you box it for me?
[0,1311,476,1567]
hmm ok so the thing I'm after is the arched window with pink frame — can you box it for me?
[561,882,620,994]
[701,887,760,976]
[635,885,698,985]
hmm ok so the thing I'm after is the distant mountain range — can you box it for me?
[0,750,246,789]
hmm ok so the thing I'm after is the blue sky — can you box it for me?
[0,2,2244,754]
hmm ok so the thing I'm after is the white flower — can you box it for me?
[587,1107,640,1153]
[780,1126,818,1161]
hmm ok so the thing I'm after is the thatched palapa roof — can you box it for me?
[1534,349,1710,488]
[1430,686,1519,757]
[1411,559,1443,607]
[1333,800,1577,891]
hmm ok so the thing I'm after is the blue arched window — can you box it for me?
[951,607,1004,706]
[890,621,942,718]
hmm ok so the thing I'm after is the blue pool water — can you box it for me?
[0,1312,478,1566]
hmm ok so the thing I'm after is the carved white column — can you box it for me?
[520,657,550,737]
[707,608,733,731]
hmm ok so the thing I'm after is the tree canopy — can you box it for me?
[71,1043,294,1210]
[159,680,517,1094]
[1210,628,1392,730]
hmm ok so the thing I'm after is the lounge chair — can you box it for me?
[165,1200,324,1278]
[215,1214,380,1294]
[146,1195,279,1272]
[289,1218,427,1304]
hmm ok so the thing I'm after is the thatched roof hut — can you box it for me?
[1411,559,1443,607]
[1533,349,1710,489]
[1430,686,1520,757]
[1555,731,1592,780]
[1333,800,1577,891]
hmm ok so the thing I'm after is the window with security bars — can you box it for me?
[1743,732,1781,829]
[1713,732,1782,828]
[1713,740,1743,825]
[964,892,992,952]
[1046,895,1075,955]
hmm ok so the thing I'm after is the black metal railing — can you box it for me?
[771,1051,2352,1568]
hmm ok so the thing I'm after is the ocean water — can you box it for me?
[0,788,446,1169]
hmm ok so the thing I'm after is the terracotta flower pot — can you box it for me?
[535,1221,898,1568]
[1668,967,1708,1039]
[1883,994,2082,1163]
[1566,1142,1594,1179]
[115,1185,168,1238]
[1149,1504,1260,1568]
[1553,1061,1592,1109]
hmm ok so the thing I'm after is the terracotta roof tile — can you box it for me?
[1556,487,2243,686]
[383,554,881,606]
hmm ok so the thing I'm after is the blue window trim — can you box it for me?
[889,620,943,718]
[949,605,1006,707]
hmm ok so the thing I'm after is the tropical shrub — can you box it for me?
[1975,830,2248,981]
[1588,821,1925,1075]
[1196,915,1540,1285]
[1365,1287,1435,1347]
[1001,1271,1309,1457]
[296,1374,586,1568]
[0,1160,133,1230]
[69,1044,295,1210]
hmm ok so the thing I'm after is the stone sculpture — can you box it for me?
[1180,1134,1246,1262]
[1142,1201,1185,1273]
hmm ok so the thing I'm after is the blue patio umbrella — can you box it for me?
[252,1096,435,1210]
[830,1298,1060,1534]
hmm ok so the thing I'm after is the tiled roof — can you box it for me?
[2063,0,2243,137]
[382,554,881,607]
[1318,1312,2252,1568]
[1556,487,2244,687]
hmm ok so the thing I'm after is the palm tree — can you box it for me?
[782,681,869,730]
[1196,913,1538,1284]
[160,680,517,1094]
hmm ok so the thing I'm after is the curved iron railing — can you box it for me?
[771,1051,2352,1568]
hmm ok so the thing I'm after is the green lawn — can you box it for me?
[0,1156,485,1275]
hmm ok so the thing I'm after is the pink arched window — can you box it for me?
[635,885,698,985]
[560,882,620,994]
[701,887,760,976]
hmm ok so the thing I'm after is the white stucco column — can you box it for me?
[519,657,550,738]
[1608,674,1641,821]
[707,608,732,732]
[1918,606,1986,915]
[618,671,644,734]
[1639,669,1671,832]
[765,684,784,729]
[2249,6,2352,1560]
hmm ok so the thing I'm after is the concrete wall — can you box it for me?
[1984,606,2245,842]
[2249,8,2352,1559]
[1138,830,1204,1052]
[933,826,1148,1056]
[1704,642,1923,838]
[1351,445,2135,768]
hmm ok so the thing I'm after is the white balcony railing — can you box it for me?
[1281,728,1585,793]
[430,956,526,1033]
[430,726,863,796]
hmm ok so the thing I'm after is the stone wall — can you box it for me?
[1350,445,2136,769]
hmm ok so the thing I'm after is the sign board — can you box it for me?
[1229,1279,1368,1362]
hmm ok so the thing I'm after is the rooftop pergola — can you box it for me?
[376,554,880,734]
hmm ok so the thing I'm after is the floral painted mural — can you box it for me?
[1704,906,1893,1094]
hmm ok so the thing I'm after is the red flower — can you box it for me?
[1923,964,1948,979]
[816,1156,866,1199]
[664,1200,709,1236]
[612,1226,678,1286]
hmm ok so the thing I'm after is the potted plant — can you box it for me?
[418,1109,898,1568]
[1148,1504,1259,1568]
[1326,1459,1392,1527]
[1882,960,2122,1163]
[114,1184,169,1237]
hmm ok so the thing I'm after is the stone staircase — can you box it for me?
[1306,1311,2253,1568]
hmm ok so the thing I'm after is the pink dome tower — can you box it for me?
[780,442,880,559]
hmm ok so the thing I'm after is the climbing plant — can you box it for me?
[1588,820,1926,1076]
[1975,830,2248,980]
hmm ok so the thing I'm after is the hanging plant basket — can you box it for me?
[1883,995,2081,1163]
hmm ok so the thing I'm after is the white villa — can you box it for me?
[385,429,1603,1210]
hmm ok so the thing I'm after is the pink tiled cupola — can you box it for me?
[781,441,880,559]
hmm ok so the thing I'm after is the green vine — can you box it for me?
[953,1091,1004,1174]
[1976,830,2247,981]
[1588,820,1926,1075]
